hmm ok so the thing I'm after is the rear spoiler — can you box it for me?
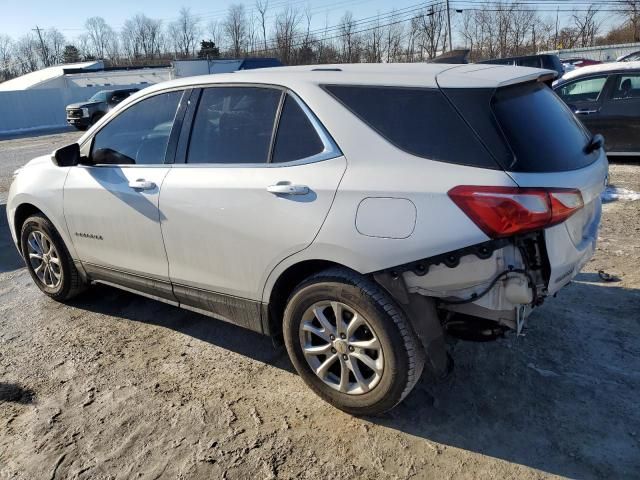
[436,64,558,89]
[495,70,557,88]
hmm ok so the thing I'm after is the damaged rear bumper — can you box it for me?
[374,231,572,332]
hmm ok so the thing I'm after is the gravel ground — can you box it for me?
[0,132,639,479]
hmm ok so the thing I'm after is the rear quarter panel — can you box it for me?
[262,84,518,302]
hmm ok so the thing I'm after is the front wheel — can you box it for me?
[20,214,86,301]
[283,268,425,415]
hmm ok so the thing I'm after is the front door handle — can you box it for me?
[128,179,156,191]
[267,183,309,195]
[575,109,599,115]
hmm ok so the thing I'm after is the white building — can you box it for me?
[0,58,282,92]
[0,58,282,135]
[0,60,171,92]
[541,42,640,62]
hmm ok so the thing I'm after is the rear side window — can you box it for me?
[187,87,281,164]
[272,95,324,163]
[612,74,640,99]
[493,82,596,172]
[324,85,500,169]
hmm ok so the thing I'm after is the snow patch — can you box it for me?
[602,186,640,203]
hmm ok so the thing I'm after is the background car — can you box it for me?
[478,53,565,78]
[617,50,640,62]
[554,61,640,156]
[561,57,602,73]
[65,88,139,130]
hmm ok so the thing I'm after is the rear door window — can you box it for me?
[187,87,282,164]
[557,76,607,103]
[324,85,500,169]
[612,74,640,99]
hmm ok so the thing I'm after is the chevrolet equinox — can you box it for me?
[7,64,608,415]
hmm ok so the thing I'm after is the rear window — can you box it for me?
[323,85,500,169]
[492,82,597,172]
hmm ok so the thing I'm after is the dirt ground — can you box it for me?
[0,132,638,479]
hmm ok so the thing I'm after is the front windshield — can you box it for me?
[89,91,109,102]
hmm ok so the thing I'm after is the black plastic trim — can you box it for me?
[174,88,202,164]
[164,88,193,164]
[83,263,177,302]
[374,238,512,277]
[83,263,266,334]
[173,283,264,333]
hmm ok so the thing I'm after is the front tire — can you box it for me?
[20,214,86,301]
[283,268,425,415]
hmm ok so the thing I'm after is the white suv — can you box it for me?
[7,64,607,415]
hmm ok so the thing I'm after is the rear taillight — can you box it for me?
[448,186,583,238]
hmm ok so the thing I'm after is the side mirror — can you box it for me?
[52,143,80,167]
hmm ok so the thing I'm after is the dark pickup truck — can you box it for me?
[66,88,138,130]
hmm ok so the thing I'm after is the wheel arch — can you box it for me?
[13,203,43,240]
[265,259,358,337]
[12,200,77,260]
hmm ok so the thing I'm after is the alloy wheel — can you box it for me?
[299,301,384,395]
[26,230,63,289]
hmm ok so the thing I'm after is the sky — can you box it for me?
[0,0,621,46]
[2,0,397,38]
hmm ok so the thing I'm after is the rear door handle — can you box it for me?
[575,109,599,115]
[267,183,309,195]
[128,179,156,191]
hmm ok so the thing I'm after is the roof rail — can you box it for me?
[311,67,342,71]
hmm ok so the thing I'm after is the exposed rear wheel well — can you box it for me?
[267,260,344,337]
[14,203,43,241]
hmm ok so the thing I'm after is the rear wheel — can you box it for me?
[283,268,424,415]
[20,214,86,301]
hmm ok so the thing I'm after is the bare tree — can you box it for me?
[206,19,222,50]
[85,16,114,58]
[363,15,385,62]
[338,11,361,63]
[572,5,601,47]
[14,34,40,73]
[274,6,302,64]
[169,7,201,57]
[122,14,164,60]
[45,28,66,64]
[417,6,446,59]
[622,1,640,42]
[0,35,16,80]
[385,10,405,62]
[247,13,260,54]
[509,7,537,55]
[76,34,93,60]
[256,0,269,51]
[224,4,248,57]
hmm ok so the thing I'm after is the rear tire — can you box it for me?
[283,267,425,415]
[20,214,86,301]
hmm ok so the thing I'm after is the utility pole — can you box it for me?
[33,26,50,67]
[446,0,453,51]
